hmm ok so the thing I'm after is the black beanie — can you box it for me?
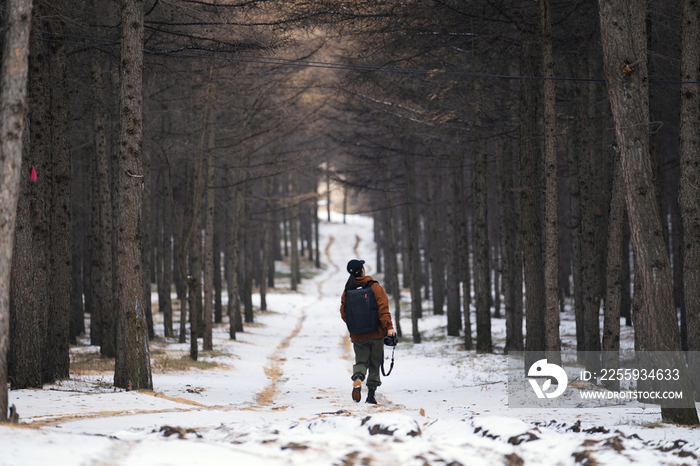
[346,259,365,277]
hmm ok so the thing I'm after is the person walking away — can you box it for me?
[339,259,396,404]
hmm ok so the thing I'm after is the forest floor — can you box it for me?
[2,212,700,465]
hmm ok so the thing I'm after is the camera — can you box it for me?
[383,334,398,347]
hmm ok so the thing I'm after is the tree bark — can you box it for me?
[0,0,32,421]
[598,0,698,424]
[384,161,403,338]
[141,139,153,341]
[26,0,50,383]
[499,111,523,353]
[10,137,41,389]
[226,165,243,338]
[113,0,152,390]
[403,152,422,344]
[260,177,273,311]
[290,172,300,293]
[570,42,585,355]
[44,0,71,382]
[160,176,174,337]
[427,163,445,315]
[474,145,492,353]
[202,80,216,351]
[539,0,560,359]
[243,168,254,323]
[602,153,625,390]
[446,154,462,337]
[679,0,700,396]
[520,31,546,362]
[8,0,39,391]
[213,215,223,322]
[90,0,116,357]
[574,34,601,370]
[69,152,85,345]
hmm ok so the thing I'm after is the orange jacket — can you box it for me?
[340,275,394,342]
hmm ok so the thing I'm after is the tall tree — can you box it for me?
[203,75,217,351]
[227,163,244,338]
[112,0,152,390]
[44,0,71,382]
[539,0,560,358]
[498,104,523,353]
[474,143,492,353]
[403,152,422,344]
[598,0,698,425]
[9,0,42,390]
[90,0,116,357]
[0,0,32,420]
[157,174,173,338]
[520,30,546,363]
[679,0,700,395]
[602,153,625,390]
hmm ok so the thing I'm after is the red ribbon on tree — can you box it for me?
[30,166,37,181]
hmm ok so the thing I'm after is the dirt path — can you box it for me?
[243,230,402,416]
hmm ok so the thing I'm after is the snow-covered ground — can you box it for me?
[2,211,699,465]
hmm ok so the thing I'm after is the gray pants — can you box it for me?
[352,338,384,389]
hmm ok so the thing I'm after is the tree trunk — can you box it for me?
[25,0,51,384]
[444,152,464,338]
[621,218,632,326]
[499,113,523,353]
[90,0,116,357]
[602,153,625,390]
[539,0,560,359]
[10,138,41,389]
[403,153,422,344]
[290,173,300,292]
[44,0,71,382]
[113,0,152,391]
[457,157,472,348]
[573,34,601,370]
[314,193,320,268]
[226,166,243,338]
[243,167,254,323]
[157,180,173,337]
[69,154,85,345]
[8,0,39,392]
[384,161,403,338]
[520,32,546,362]
[598,0,698,425]
[190,203,203,340]
[427,164,445,315]
[679,0,700,396]
[141,141,153,341]
[202,79,216,351]
[570,47,585,358]
[474,145,492,353]
[260,177,273,311]
[0,0,32,421]
[213,216,223,322]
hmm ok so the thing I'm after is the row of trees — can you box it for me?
[1,0,698,425]
[326,0,700,424]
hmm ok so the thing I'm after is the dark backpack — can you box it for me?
[344,280,378,334]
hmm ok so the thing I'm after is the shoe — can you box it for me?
[352,378,362,402]
[366,388,377,404]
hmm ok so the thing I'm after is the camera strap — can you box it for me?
[381,346,395,376]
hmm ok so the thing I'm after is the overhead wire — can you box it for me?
[29,30,700,85]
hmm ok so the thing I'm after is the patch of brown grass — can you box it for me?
[152,354,219,373]
[69,350,222,376]
[70,355,115,376]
